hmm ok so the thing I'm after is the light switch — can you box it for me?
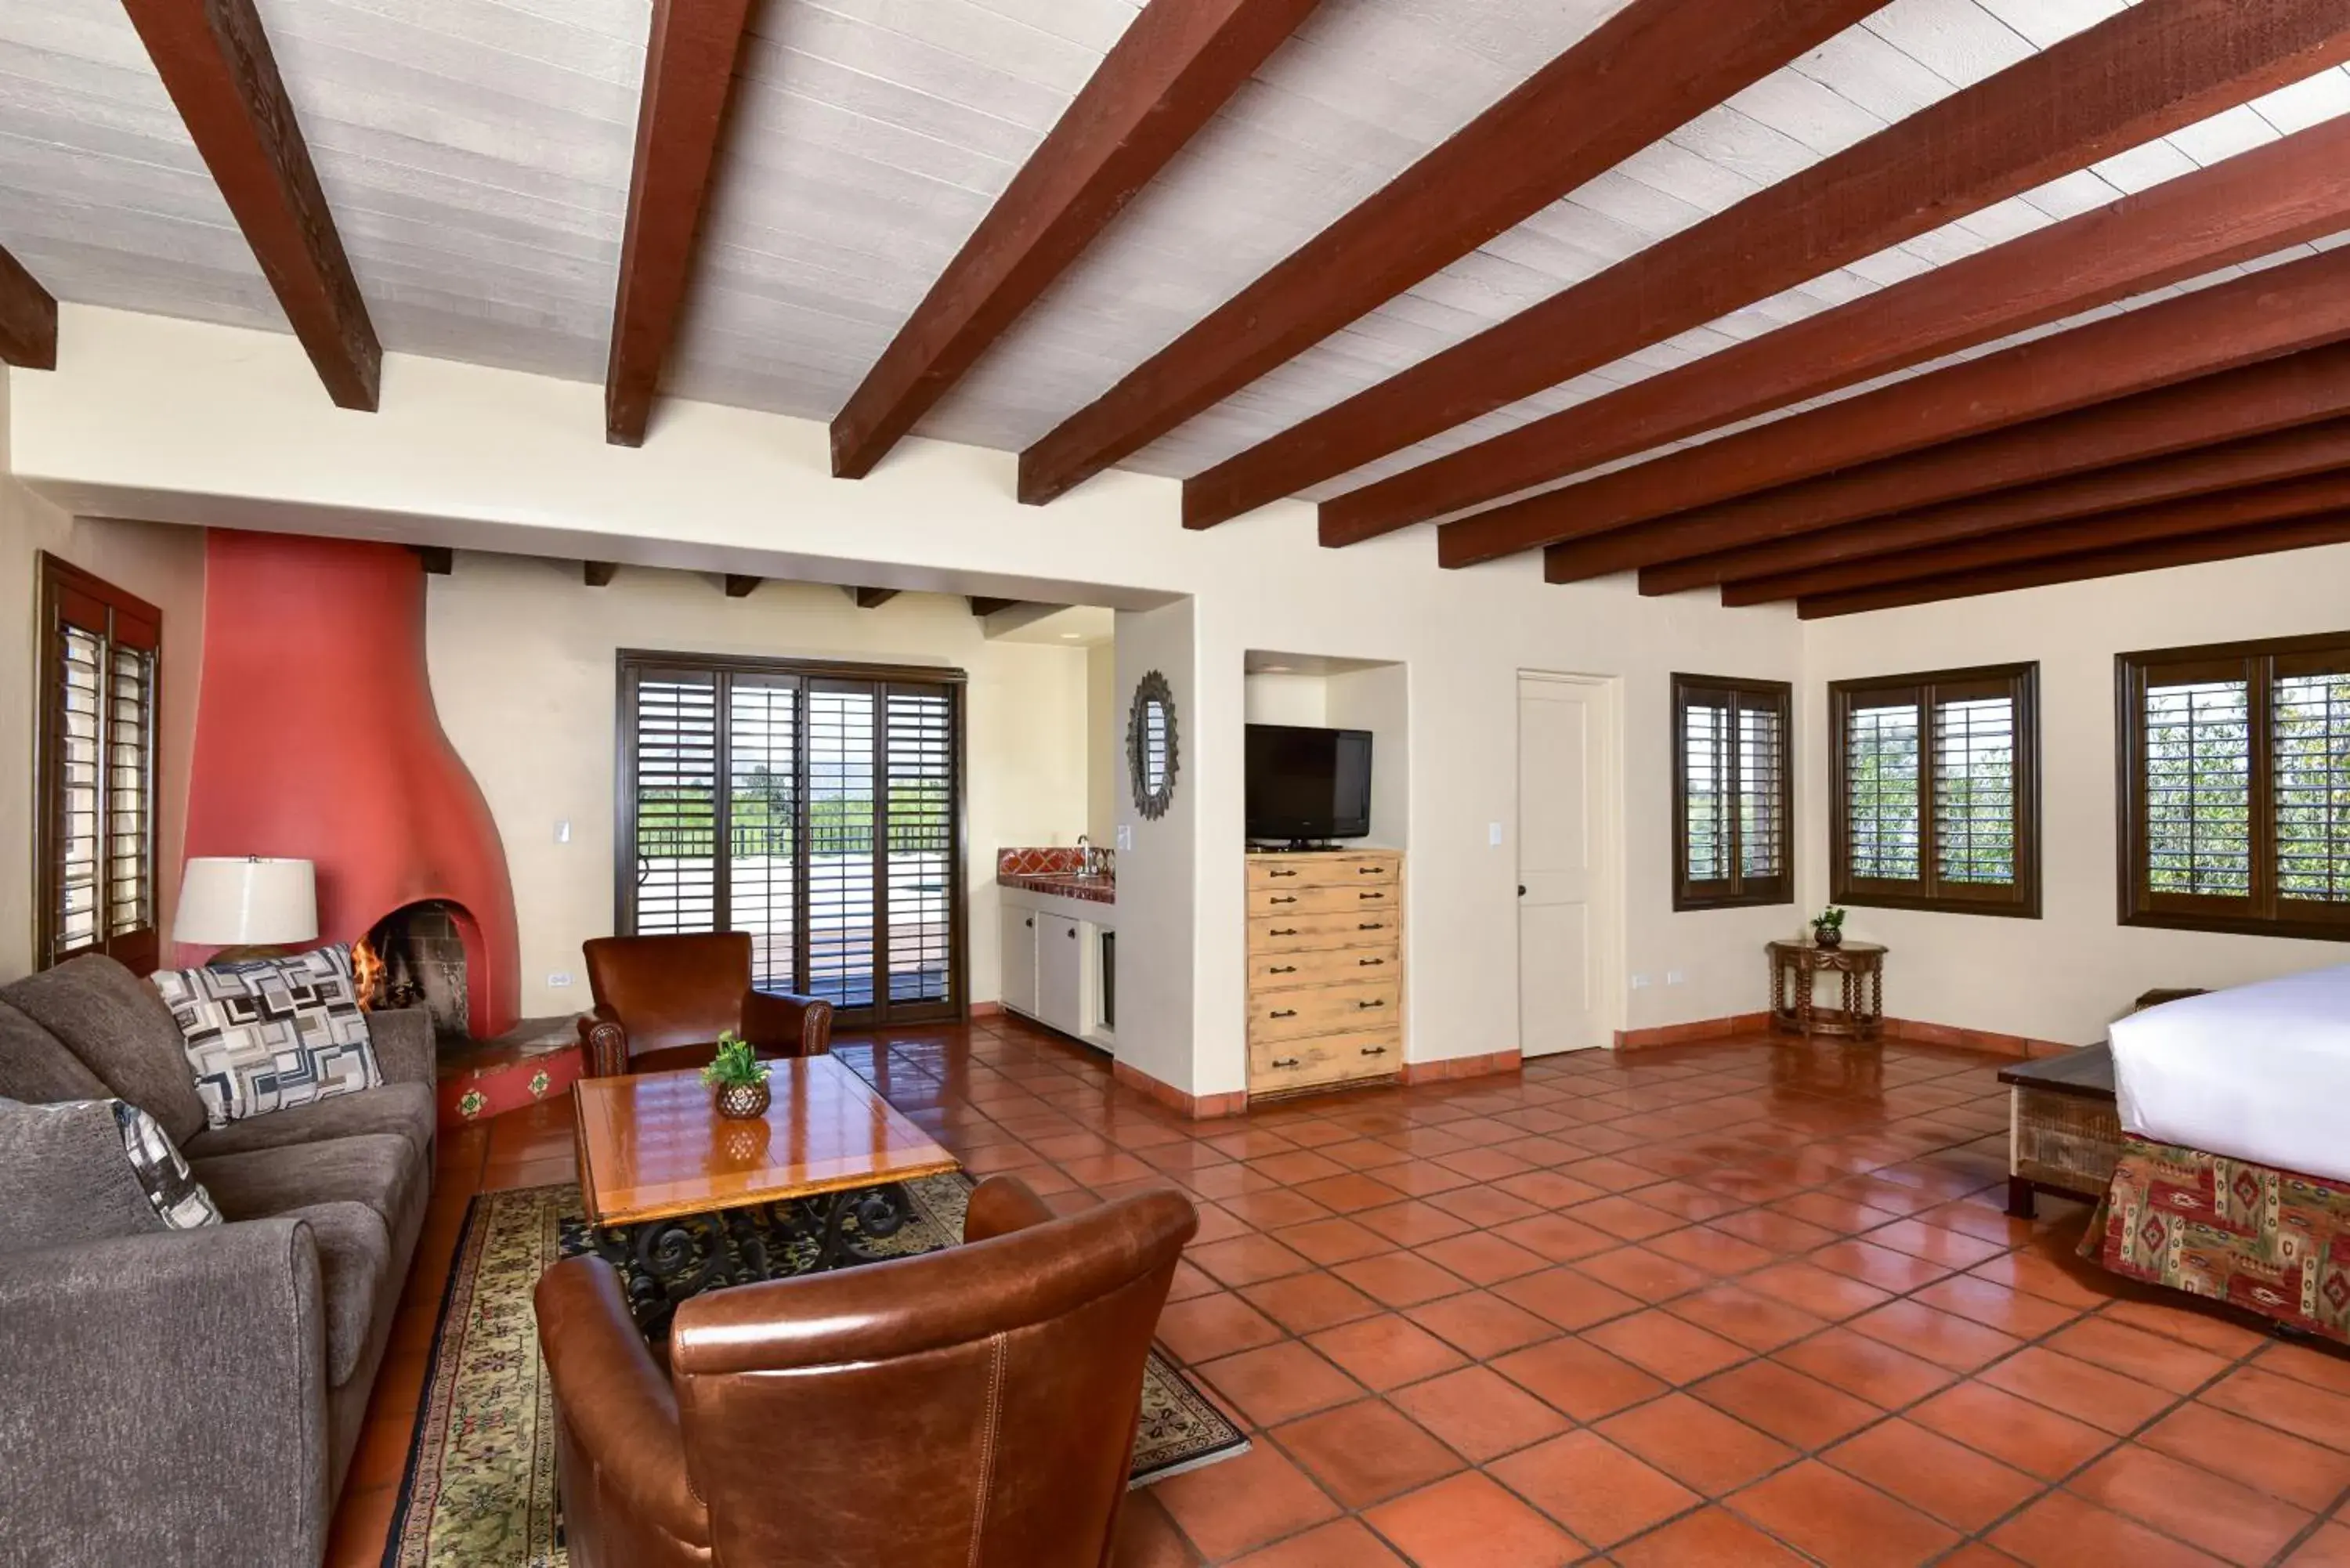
[1115,825,1133,851]
[1631,973,1653,990]
[1488,822,1504,847]
[1666,970,1687,986]
[548,971,574,988]
[554,819,572,844]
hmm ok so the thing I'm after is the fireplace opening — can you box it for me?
[359,901,474,1047]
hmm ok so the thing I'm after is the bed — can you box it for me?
[2086,965,2350,1344]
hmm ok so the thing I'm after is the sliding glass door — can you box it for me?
[617,652,964,1025]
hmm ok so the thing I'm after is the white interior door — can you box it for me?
[1518,674,1618,1055]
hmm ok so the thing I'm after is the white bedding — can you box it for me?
[2108,963,2350,1184]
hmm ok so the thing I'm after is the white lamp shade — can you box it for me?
[173,858,320,946]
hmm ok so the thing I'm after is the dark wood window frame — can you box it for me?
[1671,674,1793,911]
[1829,662,2041,919]
[35,553,163,974]
[2118,630,2350,942]
[613,649,970,1026]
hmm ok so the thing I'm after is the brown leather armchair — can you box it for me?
[578,933,832,1078]
[534,1176,1198,1568]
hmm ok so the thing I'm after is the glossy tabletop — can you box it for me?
[572,1056,962,1227]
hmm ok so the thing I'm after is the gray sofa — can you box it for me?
[0,955,436,1568]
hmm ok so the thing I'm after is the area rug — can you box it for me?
[384,1176,1247,1566]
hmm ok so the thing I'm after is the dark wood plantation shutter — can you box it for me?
[616,652,966,1024]
[1672,675,1791,909]
[38,555,161,973]
[1831,664,2038,917]
[2121,634,2350,939]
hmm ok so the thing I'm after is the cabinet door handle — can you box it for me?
[1025,917,1034,927]
[1271,965,1297,974]
[1358,922,1384,931]
[1356,999,1386,1010]
[1358,957,1384,966]
[1358,891,1384,901]
[1271,927,1299,936]
[1271,1057,1300,1069]
[1271,1009,1298,1019]
[1067,927,1076,938]
[1270,895,1297,905]
[1360,1045,1388,1057]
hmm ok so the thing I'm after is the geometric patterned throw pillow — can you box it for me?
[151,944,381,1129]
[112,1100,222,1229]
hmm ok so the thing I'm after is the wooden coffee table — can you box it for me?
[572,1056,961,1331]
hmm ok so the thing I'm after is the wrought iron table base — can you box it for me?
[588,1183,913,1338]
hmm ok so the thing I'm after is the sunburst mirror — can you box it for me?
[1127,670,1179,821]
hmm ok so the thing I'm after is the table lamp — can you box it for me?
[174,857,319,963]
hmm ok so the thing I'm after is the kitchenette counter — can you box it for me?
[996,847,1115,1046]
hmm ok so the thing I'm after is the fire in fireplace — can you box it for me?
[357,901,473,1044]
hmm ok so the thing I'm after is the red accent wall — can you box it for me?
[183,532,520,1037]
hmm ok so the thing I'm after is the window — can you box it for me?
[1829,663,2039,917]
[1671,674,1791,909]
[2119,633,2350,940]
[37,555,161,973]
[616,652,965,1024]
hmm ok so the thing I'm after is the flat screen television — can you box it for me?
[1246,724,1373,844]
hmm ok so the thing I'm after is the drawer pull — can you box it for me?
[1358,865,1381,875]
[1358,891,1385,901]
[1270,868,1298,878]
[1360,1045,1388,1057]
[1271,927,1299,936]
[1271,1009,1298,1019]
[1271,1057,1301,1070]
[1270,896,1297,905]
[1357,999,1386,1010]
[1358,922,1385,931]
[1358,957,1384,966]
[1270,964,1297,974]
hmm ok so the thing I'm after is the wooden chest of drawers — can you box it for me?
[1246,851,1402,1098]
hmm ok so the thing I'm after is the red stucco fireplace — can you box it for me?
[181,530,521,1039]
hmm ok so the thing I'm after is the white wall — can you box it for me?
[421,557,1090,1017]
[1086,643,1117,845]
[10,308,1807,1095]
[1242,672,1328,726]
[1113,602,1199,1091]
[1799,541,2350,1046]
[0,364,205,983]
[1325,664,1410,851]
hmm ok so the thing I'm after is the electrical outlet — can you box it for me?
[554,819,571,844]
[1630,973,1653,990]
[1666,970,1687,986]
[1115,824,1133,851]
[548,971,573,988]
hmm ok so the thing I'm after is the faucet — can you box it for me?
[1076,835,1096,876]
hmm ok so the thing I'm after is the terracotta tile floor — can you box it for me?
[330,1018,2350,1567]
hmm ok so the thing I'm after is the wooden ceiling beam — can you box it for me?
[1014,0,1885,507]
[834,0,1325,482]
[968,597,1020,618]
[605,0,756,446]
[584,561,619,587]
[121,0,380,410]
[853,587,899,609]
[725,574,760,598]
[1481,240,2350,573]
[0,243,56,369]
[1644,418,2350,594]
[410,546,453,576]
[1353,117,2350,552]
[1797,513,2350,620]
[1723,472,2350,605]
[1180,0,2350,533]
[1541,340,2350,583]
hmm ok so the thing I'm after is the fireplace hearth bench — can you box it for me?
[0,956,436,1568]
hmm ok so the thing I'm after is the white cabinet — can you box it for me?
[1037,912,1083,1035]
[1001,905,1039,1017]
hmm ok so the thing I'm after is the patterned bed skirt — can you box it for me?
[2084,1135,2350,1346]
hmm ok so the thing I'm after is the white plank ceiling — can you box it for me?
[3,0,2348,515]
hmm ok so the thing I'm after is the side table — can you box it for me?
[1767,940,1886,1041]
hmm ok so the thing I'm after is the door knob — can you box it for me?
[1518,885,1527,897]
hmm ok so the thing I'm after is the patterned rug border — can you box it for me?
[382,1180,1246,1566]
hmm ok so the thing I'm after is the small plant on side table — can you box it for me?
[1811,906,1848,950]
[703,1031,772,1119]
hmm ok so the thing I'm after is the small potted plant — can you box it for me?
[1811,906,1848,950]
[702,1031,772,1120]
